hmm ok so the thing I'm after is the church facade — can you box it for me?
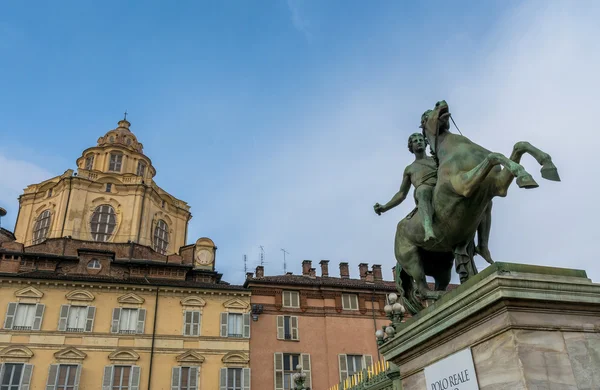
[0,118,250,390]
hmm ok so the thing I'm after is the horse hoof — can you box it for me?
[517,174,539,189]
[541,163,561,182]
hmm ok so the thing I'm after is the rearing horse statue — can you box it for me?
[389,100,560,313]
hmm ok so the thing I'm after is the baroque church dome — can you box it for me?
[97,119,144,153]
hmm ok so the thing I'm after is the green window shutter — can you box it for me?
[20,364,33,390]
[276,316,284,340]
[301,354,311,389]
[46,364,59,390]
[189,366,198,390]
[111,308,121,333]
[243,313,251,338]
[338,354,348,381]
[194,311,201,336]
[220,313,228,337]
[102,366,114,390]
[219,368,227,390]
[136,309,146,334]
[130,365,141,390]
[171,367,181,390]
[274,352,284,390]
[32,303,45,330]
[73,364,82,390]
[4,302,17,329]
[242,368,250,390]
[85,306,96,332]
[183,311,192,336]
[58,305,70,331]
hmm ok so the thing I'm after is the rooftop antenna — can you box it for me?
[0,208,6,229]
[281,248,289,273]
[259,246,265,266]
[243,254,248,274]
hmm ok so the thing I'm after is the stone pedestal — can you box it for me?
[380,263,600,390]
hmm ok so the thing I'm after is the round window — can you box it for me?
[87,259,102,269]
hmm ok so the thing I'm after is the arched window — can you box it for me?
[87,259,101,269]
[90,205,117,242]
[153,219,169,255]
[32,210,51,245]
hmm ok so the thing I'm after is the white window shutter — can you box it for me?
[183,311,192,336]
[46,364,59,390]
[111,308,121,333]
[301,354,311,389]
[171,367,181,390]
[73,364,82,390]
[219,368,227,390]
[20,364,33,390]
[102,366,114,390]
[189,366,198,390]
[58,305,70,331]
[136,309,146,334]
[338,354,348,381]
[363,355,373,371]
[291,316,299,340]
[85,306,96,332]
[194,312,201,336]
[242,367,250,390]
[130,366,141,390]
[220,313,228,337]
[32,303,45,330]
[283,292,290,307]
[274,352,284,390]
[4,302,17,329]
[293,292,299,307]
[276,316,284,340]
[243,313,250,338]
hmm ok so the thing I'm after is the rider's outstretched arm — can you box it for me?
[382,168,411,212]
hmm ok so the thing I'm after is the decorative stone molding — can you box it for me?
[222,352,249,366]
[65,289,95,303]
[15,286,44,303]
[108,349,140,364]
[0,346,33,362]
[176,350,206,364]
[222,298,249,313]
[181,296,206,313]
[54,347,87,363]
[117,292,145,307]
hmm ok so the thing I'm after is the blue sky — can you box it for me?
[1,1,599,284]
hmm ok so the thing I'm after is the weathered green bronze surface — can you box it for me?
[374,101,560,313]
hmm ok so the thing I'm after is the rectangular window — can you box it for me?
[3,303,44,331]
[0,363,23,390]
[58,305,96,333]
[276,316,298,340]
[227,313,243,338]
[183,311,201,336]
[102,366,140,390]
[106,183,112,193]
[66,306,86,332]
[119,308,139,334]
[136,162,146,177]
[112,366,131,390]
[172,366,198,390]
[55,364,79,390]
[283,354,300,390]
[85,155,94,170]
[338,354,372,381]
[274,353,311,390]
[108,153,123,172]
[342,294,359,310]
[282,291,299,308]
[13,304,36,330]
[227,368,242,390]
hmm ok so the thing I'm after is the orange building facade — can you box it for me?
[244,260,397,390]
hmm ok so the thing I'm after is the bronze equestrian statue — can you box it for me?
[374,100,560,313]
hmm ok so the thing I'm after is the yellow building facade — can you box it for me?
[0,118,251,390]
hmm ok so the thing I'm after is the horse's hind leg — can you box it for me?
[395,233,443,300]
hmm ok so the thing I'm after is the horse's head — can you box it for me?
[420,101,451,145]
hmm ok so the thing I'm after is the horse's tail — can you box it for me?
[396,265,424,314]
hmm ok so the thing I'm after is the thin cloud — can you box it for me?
[287,0,312,40]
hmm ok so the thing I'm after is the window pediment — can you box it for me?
[15,286,44,302]
[181,296,206,308]
[0,346,33,362]
[117,293,145,305]
[108,349,140,363]
[223,298,249,311]
[176,350,206,364]
[222,352,249,365]
[65,289,95,302]
[54,347,87,362]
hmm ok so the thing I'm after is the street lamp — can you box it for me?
[375,293,406,345]
[292,365,309,390]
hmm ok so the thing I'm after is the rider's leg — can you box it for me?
[476,201,494,264]
[414,186,436,242]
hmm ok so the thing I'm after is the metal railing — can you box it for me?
[327,359,391,390]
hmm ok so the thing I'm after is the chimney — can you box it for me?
[302,260,312,276]
[256,266,264,278]
[340,262,349,279]
[358,263,369,280]
[372,264,382,281]
[309,268,316,278]
[246,272,254,279]
[392,266,396,281]
[365,270,374,283]
[319,260,330,277]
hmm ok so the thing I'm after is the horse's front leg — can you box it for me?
[495,141,561,196]
[450,152,537,198]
